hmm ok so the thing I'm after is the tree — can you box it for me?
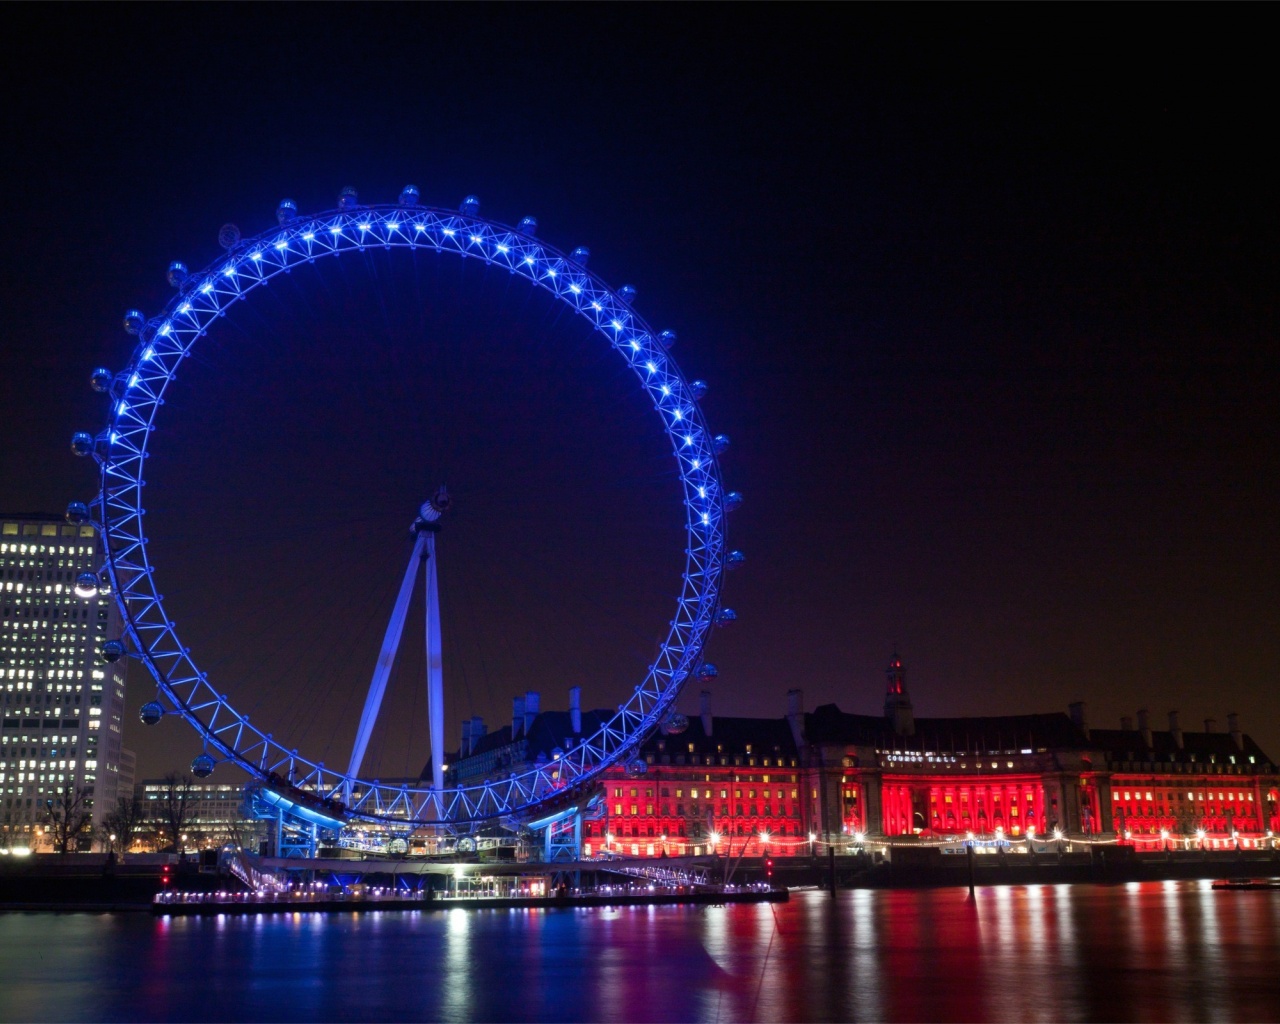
[97,796,146,855]
[159,773,195,853]
[43,779,94,854]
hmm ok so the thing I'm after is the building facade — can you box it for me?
[446,655,1280,858]
[0,513,128,847]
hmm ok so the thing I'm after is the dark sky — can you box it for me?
[3,7,1277,779]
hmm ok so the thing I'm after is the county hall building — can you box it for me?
[447,655,1280,858]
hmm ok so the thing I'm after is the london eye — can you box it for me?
[69,186,741,833]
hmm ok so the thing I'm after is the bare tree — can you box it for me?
[159,773,195,853]
[97,796,146,855]
[43,779,94,854]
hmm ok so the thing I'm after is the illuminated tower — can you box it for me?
[0,513,128,849]
[883,650,914,736]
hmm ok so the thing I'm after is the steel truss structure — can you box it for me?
[75,188,739,828]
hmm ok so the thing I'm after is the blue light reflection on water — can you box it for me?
[4,883,1280,1022]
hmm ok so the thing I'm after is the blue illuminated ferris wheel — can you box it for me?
[69,186,742,828]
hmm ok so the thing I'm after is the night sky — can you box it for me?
[3,8,1277,779]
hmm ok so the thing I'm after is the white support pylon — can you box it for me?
[348,532,427,779]
[424,531,445,794]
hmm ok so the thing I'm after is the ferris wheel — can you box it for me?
[68,185,742,827]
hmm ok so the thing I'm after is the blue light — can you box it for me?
[89,189,735,831]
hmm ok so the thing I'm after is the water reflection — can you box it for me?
[3,882,1280,1022]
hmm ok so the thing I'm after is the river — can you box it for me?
[3,881,1279,1022]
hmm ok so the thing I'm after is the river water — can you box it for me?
[3,882,1279,1022]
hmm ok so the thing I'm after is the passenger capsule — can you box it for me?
[191,753,216,779]
[90,367,114,393]
[398,185,421,206]
[459,195,481,216]
[122,309,145,335]
[619,285,637,305]
[570,246,590,265]
[658,330,677,350]
[713,434,731,455]
[65,501,89,525]
[518,216,538,236]
[217,223,241,249]
[100,639,127,663]
[715,608,738,627]
[73,572,99,598]
[276,199,298,225]
[625,758,648,777]
[723,491,743,512]
[663,712,689,735]
[727,549,746,569]
[697,662,719,680]
[70,432,94,457]
[139,701,165,726]
[338,186,359,211]
[166,261,189,288]
[689,379,708,401]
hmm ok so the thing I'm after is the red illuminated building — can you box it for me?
[447,656,1280,858]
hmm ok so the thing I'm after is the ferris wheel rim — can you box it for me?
[86,195,735,827]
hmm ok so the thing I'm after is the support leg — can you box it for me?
[348,533,426,778]
[425,533,445,794]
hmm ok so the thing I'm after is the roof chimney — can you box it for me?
[700,689,713,737]
[1068,701,1089,739]
[569,686,582,735]
[524,691,540,735]
[786,688,804,748]
[1205,717,1217,734]
[461,719,473,758]
[1120,715,1134,732]
[512,696,526,739]
[1136,708,1152,749]
[1228,712,1243,750]
[471,715,485,748]
[1168,711,1183,750]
